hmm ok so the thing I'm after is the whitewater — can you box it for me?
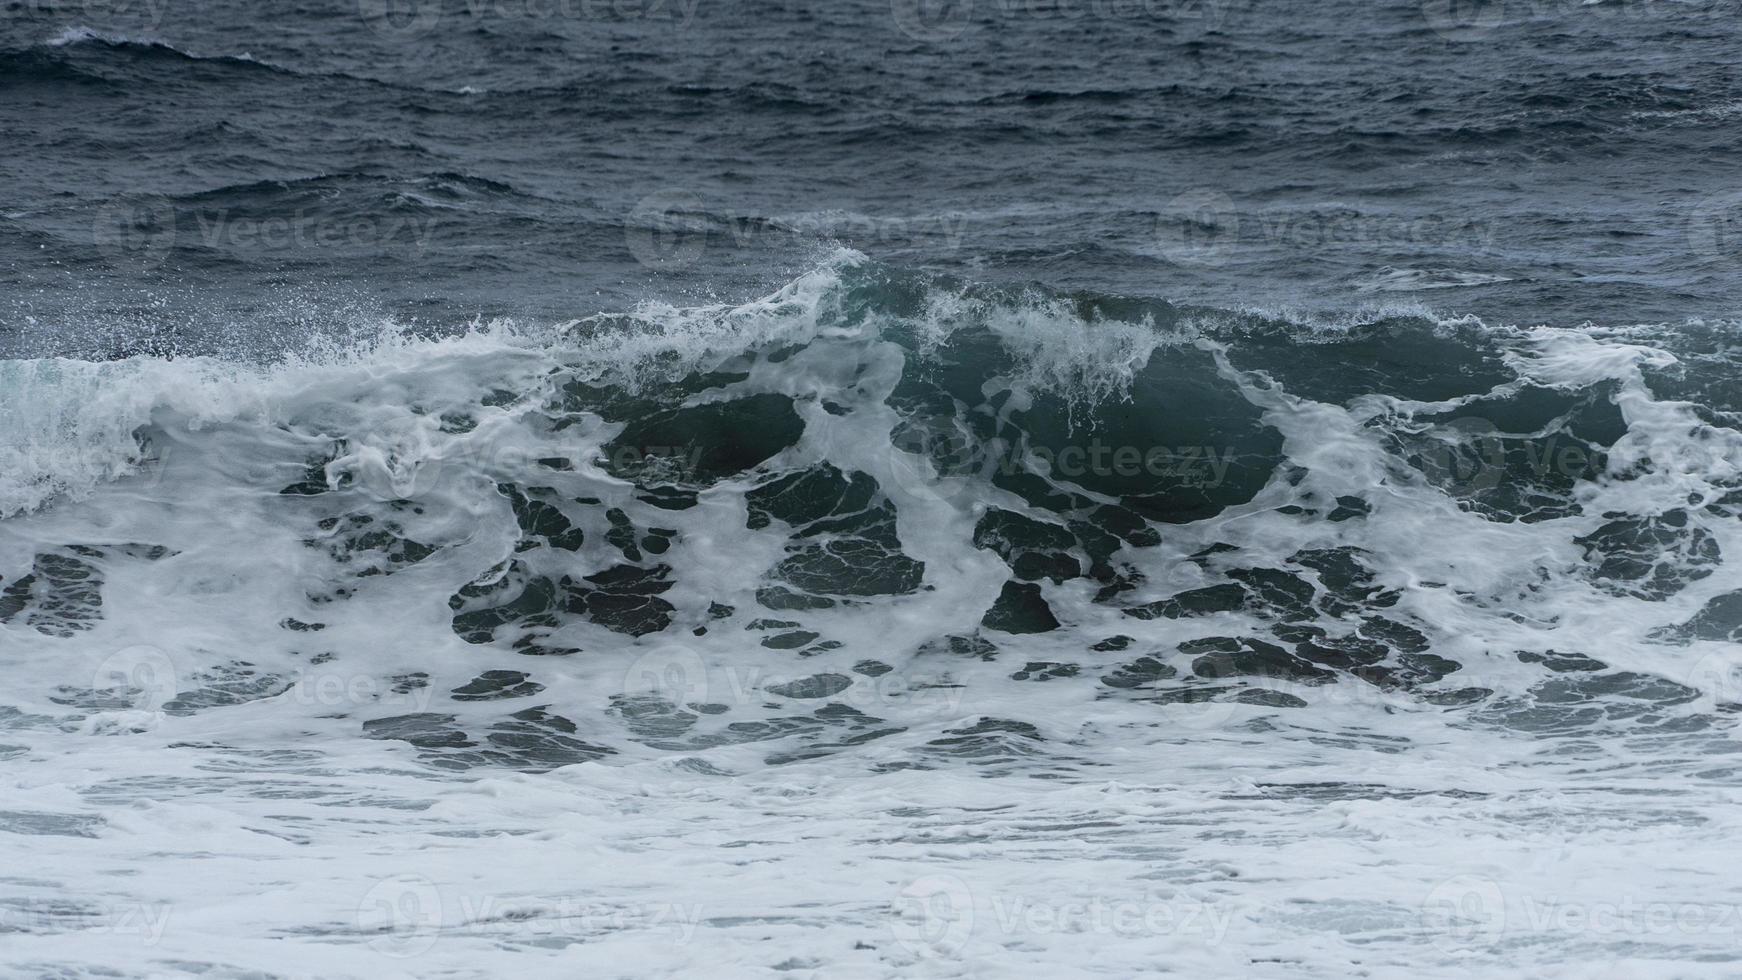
[1,253,1739,977]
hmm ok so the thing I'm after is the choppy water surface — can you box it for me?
[3,0,1742,976]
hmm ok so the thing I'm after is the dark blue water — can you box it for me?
[8,5,1742,974]
[4,0,1741,359]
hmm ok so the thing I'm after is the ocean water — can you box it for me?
[3,1,1742,977]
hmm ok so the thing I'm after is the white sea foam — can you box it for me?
[2,259,1740,977]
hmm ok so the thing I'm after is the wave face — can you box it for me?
[4,255,1742,974]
